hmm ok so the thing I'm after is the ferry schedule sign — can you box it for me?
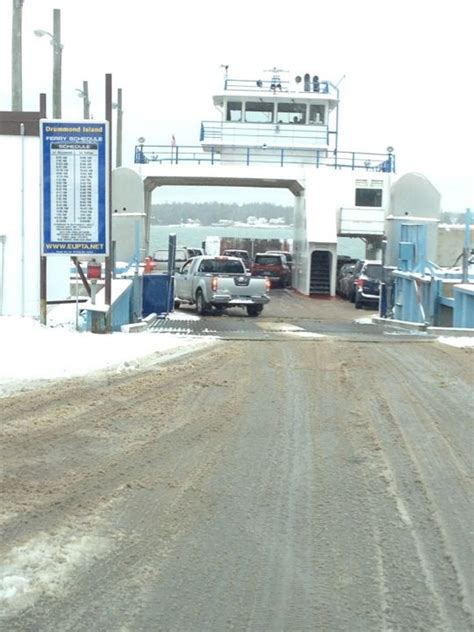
[40,121,109,256]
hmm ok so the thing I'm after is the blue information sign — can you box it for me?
[40,120,109,256]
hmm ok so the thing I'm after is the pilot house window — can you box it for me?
[309,104,325,124]
[355,188,383,207]
[226,101,242,122]
[244,102,274,123]
[276,103,306,124]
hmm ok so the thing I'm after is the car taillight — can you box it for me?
[211,276,218,291]
[265,277,271,291]
[356,277,364,288]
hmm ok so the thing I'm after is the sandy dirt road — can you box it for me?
[0,309,473,630]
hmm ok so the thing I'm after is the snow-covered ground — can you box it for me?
[0,307,472,399]
[0,306,214,398]
[437,336,474,348]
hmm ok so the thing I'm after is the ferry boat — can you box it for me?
[128,66,440,297]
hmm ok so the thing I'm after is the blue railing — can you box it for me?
[134,144,396,172]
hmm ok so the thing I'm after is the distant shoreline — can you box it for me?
[149,225,364,259]
[151,223,294,229]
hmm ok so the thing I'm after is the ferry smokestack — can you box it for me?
[304,73,310,92]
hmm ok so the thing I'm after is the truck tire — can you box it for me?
[247,305,263,317]
[196,290,210,315]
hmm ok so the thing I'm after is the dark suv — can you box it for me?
[251,253,291,288]
[354,260,383,309]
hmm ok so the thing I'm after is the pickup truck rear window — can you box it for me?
[254,256,281,266]
[199,259,245,274]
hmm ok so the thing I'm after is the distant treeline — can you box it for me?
[151,202,293,225]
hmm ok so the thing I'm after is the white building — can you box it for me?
[0,98,69,318]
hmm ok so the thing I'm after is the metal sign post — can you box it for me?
[105,74,113,332]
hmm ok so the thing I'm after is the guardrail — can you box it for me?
[134,144,396,172]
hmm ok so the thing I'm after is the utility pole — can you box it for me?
[113,88,123,167]
[11,0,24,111]
[53,8,62,118]
[34,9,62,118]
[82,80,90,118]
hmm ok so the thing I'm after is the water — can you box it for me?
[150,225,364,259]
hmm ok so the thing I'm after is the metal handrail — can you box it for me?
[223,78,332,95]
[134,144,396,172]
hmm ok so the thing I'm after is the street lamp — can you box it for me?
[34,8,62,118]
[112,88,123,167]
[76,81,90,119]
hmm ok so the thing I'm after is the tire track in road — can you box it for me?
[381,343,473,477]
[375,343,473,625]
[1,345,245,629]
[348,343,473,631]
[1,337,472,631]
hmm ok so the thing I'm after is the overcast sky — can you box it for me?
[1,0,472,210]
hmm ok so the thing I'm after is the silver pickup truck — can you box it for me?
[174,255,270,316]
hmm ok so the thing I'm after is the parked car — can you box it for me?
[186,247,205,258]
[354,260,383,309]
[251,253,291,288]
[152,247,189,272]
[221,249,252,270]
[152,247,202,272]
[174,255,270,316]
[265,250,293,268]
[337,262,357,298]
[339,258,367,302]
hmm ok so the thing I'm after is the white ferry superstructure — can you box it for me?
[132,67,439,297]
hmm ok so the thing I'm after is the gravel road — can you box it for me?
[0,315,473,631]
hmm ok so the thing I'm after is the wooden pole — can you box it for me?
[11,0,24,111]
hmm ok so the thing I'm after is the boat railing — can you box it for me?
[223,78,332,95]
[134,144,396,172]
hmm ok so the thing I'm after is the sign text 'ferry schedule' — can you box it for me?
[40,121,109,256]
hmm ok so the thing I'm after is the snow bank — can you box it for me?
[437,336,474,348]
[0,305,214,397]
[0,531,110,618]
